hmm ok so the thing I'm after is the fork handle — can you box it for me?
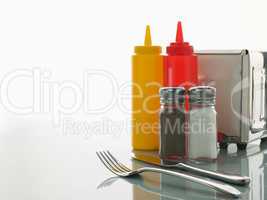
[138,167,241,198]
[176,163,250,185]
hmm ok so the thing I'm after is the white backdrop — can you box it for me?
[0,0,266,131]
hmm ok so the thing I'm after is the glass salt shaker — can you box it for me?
[188,86,217,160]
[159,87,186,160]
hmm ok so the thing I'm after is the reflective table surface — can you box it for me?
[98,142,267,200]
[0,115,267,200]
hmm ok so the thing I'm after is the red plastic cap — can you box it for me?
[176,21,184,43]
[166,21,194,55]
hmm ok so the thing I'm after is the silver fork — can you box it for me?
[96,151,241,198]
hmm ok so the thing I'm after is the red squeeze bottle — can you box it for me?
[164,21,198,89]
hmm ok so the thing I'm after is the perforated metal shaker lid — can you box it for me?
[159,87,186,105]
[189,86,216,106]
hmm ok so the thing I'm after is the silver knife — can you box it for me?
[132,151,250,186]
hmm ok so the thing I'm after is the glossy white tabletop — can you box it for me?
[0,113,266,200]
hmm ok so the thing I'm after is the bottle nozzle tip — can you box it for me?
[176,21,184,43]
[144,25,152,46]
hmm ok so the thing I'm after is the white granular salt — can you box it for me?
[188,106,217,160]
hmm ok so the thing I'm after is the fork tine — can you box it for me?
[96,152,119,176]
[102,151,130,173]
[96,152,117,174]
[98,151,126,174]
[101,151,127,173]
[106,151,131,171]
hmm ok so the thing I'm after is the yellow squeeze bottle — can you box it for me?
[132,25,163,150]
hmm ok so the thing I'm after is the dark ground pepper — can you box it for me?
[159,87,186,160]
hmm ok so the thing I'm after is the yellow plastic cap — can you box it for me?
[134,25,161,54]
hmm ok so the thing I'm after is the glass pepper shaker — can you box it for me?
[159,87,186,160]
[188,86,217,160]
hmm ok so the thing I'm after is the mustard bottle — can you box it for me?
[132,25,163,150]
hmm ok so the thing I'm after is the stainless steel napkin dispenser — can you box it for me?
[196,50,266,150]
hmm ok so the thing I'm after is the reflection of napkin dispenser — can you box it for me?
[196,50,266,150]
[263,52,267,132]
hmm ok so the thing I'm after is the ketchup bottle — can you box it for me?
[164,21,198,89]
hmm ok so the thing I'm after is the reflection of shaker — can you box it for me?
[184,162,217,199]
[160,174,187,200]
[188,86,217,160]
[159,87,186,159]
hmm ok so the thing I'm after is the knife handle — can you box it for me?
[177,163,250,185]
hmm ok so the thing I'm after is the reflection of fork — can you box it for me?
[98,176,183,200]
[96,151,241,198]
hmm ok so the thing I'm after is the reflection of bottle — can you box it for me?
[132,25,163,150]
[132,160,160,200]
